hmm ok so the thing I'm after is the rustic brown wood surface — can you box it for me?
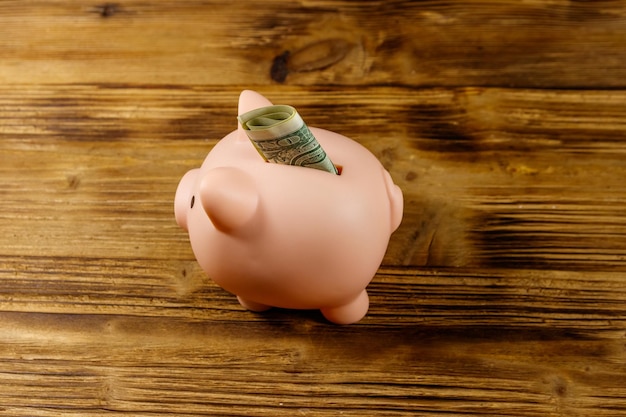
[1,1,625,416]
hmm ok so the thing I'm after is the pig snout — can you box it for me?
[174,168,199,231]
[175,167,260,234]
[198,167,260,233]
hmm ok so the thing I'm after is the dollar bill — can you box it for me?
[238,105,338,174]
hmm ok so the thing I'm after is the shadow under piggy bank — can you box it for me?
[175,90,403,324]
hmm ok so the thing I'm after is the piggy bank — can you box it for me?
[175,90,403,324]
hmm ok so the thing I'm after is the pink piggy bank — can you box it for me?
[175,90,403,324]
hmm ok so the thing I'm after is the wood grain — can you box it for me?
[1,83,626,416]
[1,1,626,416]
[0,1,625,87]
[2,85,626,269]
[0,309,624,416]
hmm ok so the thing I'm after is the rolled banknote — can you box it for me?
[238,105,338,174]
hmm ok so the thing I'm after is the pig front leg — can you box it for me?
[237,295,271,312]
[321,290,369,325]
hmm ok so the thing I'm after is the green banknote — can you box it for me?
[238,105,338,175]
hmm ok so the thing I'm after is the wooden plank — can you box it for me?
[2,85,626,270]
[1,84,625,415]
[0,290,624,416]
[1,250,625,331]
[2,1,626,415]
[0,1,624,87]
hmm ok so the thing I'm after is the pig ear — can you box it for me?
[199,167,260,233]
[382,168,404,232]
[238,90,274,116]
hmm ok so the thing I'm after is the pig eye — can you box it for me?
[190,195,195,209]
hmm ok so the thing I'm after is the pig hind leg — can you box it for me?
[321,290,369,325]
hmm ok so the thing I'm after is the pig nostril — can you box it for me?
[191,195,195,209]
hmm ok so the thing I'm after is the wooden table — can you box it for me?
[1,1,625,415]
